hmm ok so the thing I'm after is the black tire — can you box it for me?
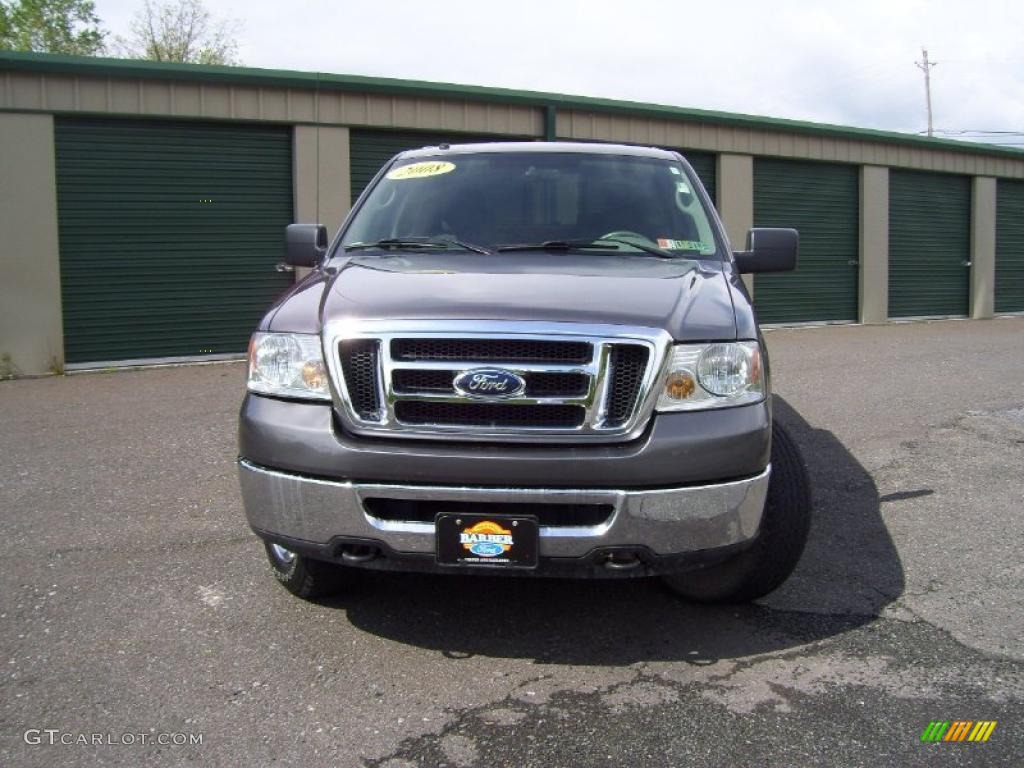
[263,540,348,600]
[662,421,812,604]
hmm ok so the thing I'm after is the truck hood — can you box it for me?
[270,251,739,341]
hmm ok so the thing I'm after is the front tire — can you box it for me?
[662,421,811,604]
[263,541,348,600]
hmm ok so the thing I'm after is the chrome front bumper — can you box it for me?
[238,459,770,559]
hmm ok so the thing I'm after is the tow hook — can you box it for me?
[601,551,642,570]
[340,545,378,563]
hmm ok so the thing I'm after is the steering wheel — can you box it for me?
[599,230,657,245]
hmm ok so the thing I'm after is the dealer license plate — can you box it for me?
[435,513,539,568]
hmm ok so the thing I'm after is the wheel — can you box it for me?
[262,540,348,599]
[662,421,812,603]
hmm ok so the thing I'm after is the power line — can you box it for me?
[915,135,1024,147]
[911,126,1024,147]
[932,130,1024,136]
[924,132,1024,137]
[915,48,937,137]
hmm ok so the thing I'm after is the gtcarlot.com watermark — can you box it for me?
[24,729,203,747]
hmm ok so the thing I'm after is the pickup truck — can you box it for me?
[238,142,811,603]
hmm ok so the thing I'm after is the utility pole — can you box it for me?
[916,47,937,137]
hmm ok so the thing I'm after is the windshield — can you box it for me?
[341,151,720,258]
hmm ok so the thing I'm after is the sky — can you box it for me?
[91,0,1024,146]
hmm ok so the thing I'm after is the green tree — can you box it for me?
[115,0,241,65]
[0,0,106,55]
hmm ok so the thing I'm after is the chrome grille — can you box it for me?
[391,338,592,364]
[326,320,671,444]
[395,401,586,428]
[392,369,590,398]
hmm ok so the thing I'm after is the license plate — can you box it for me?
[435,514,539,568]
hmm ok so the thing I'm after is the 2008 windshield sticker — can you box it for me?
[386,161,456,180]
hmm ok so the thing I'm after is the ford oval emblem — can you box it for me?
[469,541,507,557]
[452,368,526,399]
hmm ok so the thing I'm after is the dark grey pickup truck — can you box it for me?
[238,142,810,603]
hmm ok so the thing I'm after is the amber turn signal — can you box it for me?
[302,360,328,391]
[664,371,696,400]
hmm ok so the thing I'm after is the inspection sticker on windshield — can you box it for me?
[658,238,707,251]
[386,161,456,180]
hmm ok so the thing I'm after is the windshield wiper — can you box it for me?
[496,238,677,258]
[345,236,492,255]
[593,238,679,258]
[496,239,615,253]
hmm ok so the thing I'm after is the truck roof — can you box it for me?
[396,141,680,161]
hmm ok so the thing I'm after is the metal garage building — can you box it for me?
[1,51,1023,376]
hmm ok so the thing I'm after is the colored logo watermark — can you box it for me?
[921,721,997,743]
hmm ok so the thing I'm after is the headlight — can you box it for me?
[655,341,764,411]
[247,332,331,401]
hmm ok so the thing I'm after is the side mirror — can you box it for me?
[285,224,328,267]
[734,228,799,274]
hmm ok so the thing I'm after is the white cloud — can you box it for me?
[93,0,1024,144]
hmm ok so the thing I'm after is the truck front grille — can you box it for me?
[606,345,651,427]
[395,401,585,428]
[338,340,381,420]
[327,322,667,443]
[392,369,590,398]
[391,338,592,364]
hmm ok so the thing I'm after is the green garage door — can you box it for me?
[996,179,1024,313]
[889,170,970,317]
[351,129,513,201]
[55,118,293,364]
[753,159,859,323]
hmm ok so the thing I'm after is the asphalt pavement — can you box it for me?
[1,317,1022,767]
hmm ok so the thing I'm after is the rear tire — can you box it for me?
[263,541,348,600]
[662,421,811,604]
